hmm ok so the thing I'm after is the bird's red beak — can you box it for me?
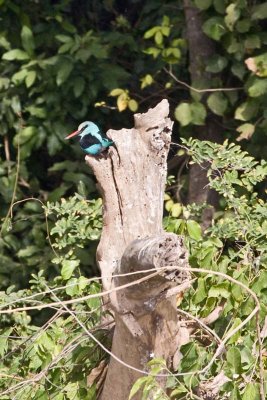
[65,129,80,140]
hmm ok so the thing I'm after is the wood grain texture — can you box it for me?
[86,99,173,290]
[85,100,190,399]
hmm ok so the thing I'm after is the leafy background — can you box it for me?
[0,0,267,399]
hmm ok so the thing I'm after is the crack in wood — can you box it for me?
[146,125,159,132]
[110,152,124,230]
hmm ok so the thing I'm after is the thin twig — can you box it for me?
[3,135,11,174]
[0,266,261,383]
[0,116,22,237]
[10,197,58,257]
[177,309,222,345]
[164,67,243,93]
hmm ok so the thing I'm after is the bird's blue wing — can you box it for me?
[84,144,103,155]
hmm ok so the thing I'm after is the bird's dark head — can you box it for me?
[65,121,97,140]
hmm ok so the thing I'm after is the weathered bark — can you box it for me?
[183,0,222,228]
[85,100,190,399]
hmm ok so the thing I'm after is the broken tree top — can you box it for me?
[85,100,174,289]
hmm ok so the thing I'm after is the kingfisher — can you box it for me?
[65,121,113,155]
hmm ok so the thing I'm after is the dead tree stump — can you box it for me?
[86,100,190,399]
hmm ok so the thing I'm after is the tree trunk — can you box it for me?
[183,0,222,229]
[86,100,190,399]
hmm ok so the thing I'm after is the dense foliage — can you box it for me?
[0,0,267,399]
[1,0,267,285]
[1,140,267,399]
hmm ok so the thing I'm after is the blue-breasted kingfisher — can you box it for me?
[65,121,113,156]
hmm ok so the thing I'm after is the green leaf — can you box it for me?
[194,0,212,10]
[190,102,207,125]
[186,220,202,241]
[155,31,163,45]
[245,35,261,50]
[25,70,37,88]
[207,92,228,115]
[58,41,74,54]
[165,199,174,212]
[231,63,246,80]
[12,69,27,84]
[206,55,228,73]
[128,99,138,112]
[18,245,39,258]
[236,123,255,142]
[162,16,170,27]
[252,3,267,20]
[47,134,61,156]
[55,34,72,43]
[141,74,154,89]
[21,26,35,56]
[226,347,242,374]
[117,93,128,111]
[227,318,242,344]
[0,328,12,357]
[73,77,85,97]
[230,385,241,400]
[174,103,192,126]
[0,34,11,50]
[242,383,260,400]
[225,4,240,31]
[109,88,124,96]
[214,0,226,14]
[171,203,182,218]
[180,342,199,371]
[129,376,148,399]
[161,26,170,37]
[236,18,251,33]
[252,271,267,294]
[208,283,230,298]
[61,259,80,280]
[2,49,30,60]
[245,53,267,78]
[13,126,36,146]
[56,60,73,86]
[144,46,161,58]
[170,386,188,396]
[144,27,158,39]
[11,95,21,113]
[26,106,46,118]
[65,382,79,400]
[247,78,267,97]
[48,185,70,202]
[194,278,207,304]
[202,17,226,41]
[235,100,259,121]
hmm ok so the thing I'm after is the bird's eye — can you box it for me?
[80,125,88,133]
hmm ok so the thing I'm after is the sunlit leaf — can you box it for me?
[109,88,124,96]
[242,383,260,400]
[25,70,37,87]
[2,49,30,60]
[117,93,128,111]
[128,99,138,112]
[186,220,202,241]
[226,347,242,374]
[174,103,192,126]
[225,3,240,31]
[236,123,255,141]
[21,25,35,56]
[61,259,80,280]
